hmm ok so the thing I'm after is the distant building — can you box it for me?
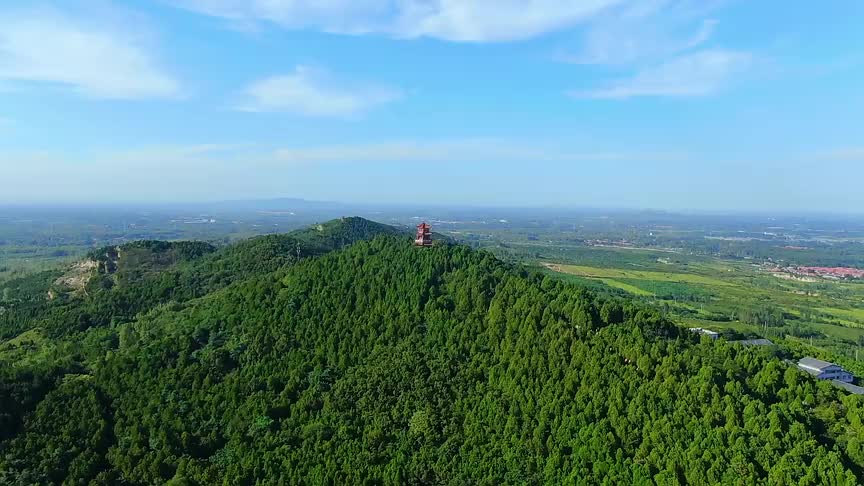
[797,357,853,383]
[731,338,774,346]
[689,328,719,340]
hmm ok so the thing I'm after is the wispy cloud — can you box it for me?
[571,49,753,99]
[168,0,625,42]
[564,18,718,66]
[238,66,403,117]
[273,139,683,164]
[0,140,685,203]
[85,139,683,166]
[0,7,180,99]
[1,140,684,171]
[560,0,727,66]
[5,142,860,209]
[555,1,756,100]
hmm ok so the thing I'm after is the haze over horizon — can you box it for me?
[5,196,864,220]
[1,1,862,212]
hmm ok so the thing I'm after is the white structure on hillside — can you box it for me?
[797,357,853,383]
[688,328,719,340]
[731,338,774,346]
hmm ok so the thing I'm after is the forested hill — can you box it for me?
[1,221,863,484]
[0,217,410,340]
[0,217,410,457]
[289,216,410,251]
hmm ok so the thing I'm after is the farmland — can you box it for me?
[536,246,864,366]
[443,212,864,369]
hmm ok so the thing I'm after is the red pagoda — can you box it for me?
[415,222,433,247]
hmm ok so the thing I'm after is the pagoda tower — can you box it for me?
[414,222,433,247]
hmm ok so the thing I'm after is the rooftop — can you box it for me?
[798,357,837,372]
[731,338,774,346]
[689,328,719,336]
[800,366,822,377]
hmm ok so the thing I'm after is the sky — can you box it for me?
[0,0,862,212]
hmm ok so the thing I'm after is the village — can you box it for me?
[766,264,864,281]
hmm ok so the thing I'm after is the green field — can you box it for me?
[555,264,734,287]
[819,306,864,322]
[0,248,79,284]
[599,278,653,296]
[541,251,864,363]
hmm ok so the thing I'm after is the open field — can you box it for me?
[818,306,864,322]
[534,244,864,363]
[551,263,735,287]
[598,279,653,296]
[541,252,864,322]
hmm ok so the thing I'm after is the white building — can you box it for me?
[688,328,719,340]
[797,357,854,383]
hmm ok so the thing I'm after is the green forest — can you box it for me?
[1,218,863,485]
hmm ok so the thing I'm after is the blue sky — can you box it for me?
[0,0,862,212]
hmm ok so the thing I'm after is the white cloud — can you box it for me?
[238,66,403,116]
[565,17,717,66]
[571,49,752,99]
[0,7,180,99]
[169,0,625,42]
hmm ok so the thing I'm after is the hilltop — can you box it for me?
[289,216,410,252]
[0,219,862,484]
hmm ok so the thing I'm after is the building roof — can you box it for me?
[799,366,822,377]
[832,380,864,395]
[798,357,838,372]
[731,338,774,346]
[689,328,719,336]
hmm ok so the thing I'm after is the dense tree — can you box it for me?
[0,219,862,484]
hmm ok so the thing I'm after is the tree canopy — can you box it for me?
[1,218,862,484]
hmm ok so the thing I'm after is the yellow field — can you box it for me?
[600,279,653,296]
[555,264,735,287]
